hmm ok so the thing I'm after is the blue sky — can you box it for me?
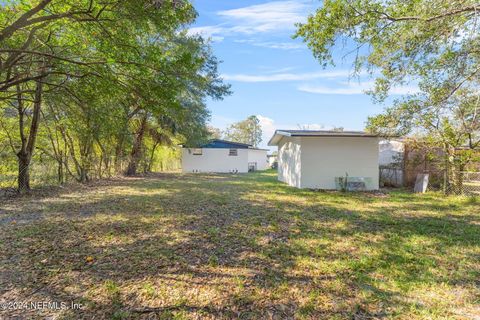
[189,0,417,149]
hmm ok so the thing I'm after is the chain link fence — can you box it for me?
[380,167,480,196]
[379,166,404,187]
[0,160,59,197]
[1,151,182,198]
[445,171,480,196]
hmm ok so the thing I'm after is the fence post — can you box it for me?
[443,152,449,195]
[403,144,408,187]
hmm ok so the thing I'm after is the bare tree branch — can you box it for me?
[369,5,480,23]
[0,0,53,42]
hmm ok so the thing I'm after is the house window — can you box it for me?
[192,148,202,155]
[229,149,238,156]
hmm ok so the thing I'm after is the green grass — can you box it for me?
[0,170,479,319]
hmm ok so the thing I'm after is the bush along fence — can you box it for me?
[0,146,181,196]
[445,171,480,196]
[378,138,480,196]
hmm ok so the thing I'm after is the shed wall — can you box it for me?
[277,137,302,188]
[300,137,379,189]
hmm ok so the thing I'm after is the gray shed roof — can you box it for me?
[268,130,380,146]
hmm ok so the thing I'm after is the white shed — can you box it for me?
[268,130,380,190]
[182,139,268,173]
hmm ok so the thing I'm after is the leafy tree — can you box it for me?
[296,0,480,192]
[0,0,230,191]
[224,115,262,147]
[1,0,191,190]
[206,126,222,140]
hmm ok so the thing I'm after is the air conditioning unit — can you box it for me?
[334,177,374,191]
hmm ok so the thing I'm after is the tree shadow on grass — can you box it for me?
[0,172,479,319]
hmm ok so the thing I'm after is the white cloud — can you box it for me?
[187,25,225,42]
[261,66,297,73]
[298,81,420,95]
[298,83,368,95]
[222,70,351,82]
[210,114,237,129]
[218,1,310,34]
[257,42,304,50]
[256,115,330,149]
[211,114,331,150]
[256,115,277,146]
[234,39,304,50]
[389,85,421,95]
[188,1,312,44]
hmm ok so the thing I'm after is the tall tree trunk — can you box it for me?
[125,114,147,176]
[16,80,43,193]
[147,142,160,173]
[17,152,30,192]
[78,137,93,183]
[114,139,125,174]
[114,121,129,174]
[96,139,110,178]
[62,129,84,182]
[57,159,64,184]
[44,111,65,184]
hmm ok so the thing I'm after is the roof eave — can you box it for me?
[267,130,292,146]
[293,134,381,138]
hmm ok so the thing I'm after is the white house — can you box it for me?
[182,139,268,173]
[267,154,278,168]
[379,139,405,166]
[379,139,405,187]
[268,130,380,190]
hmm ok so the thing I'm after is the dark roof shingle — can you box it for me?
[268,130,379,146]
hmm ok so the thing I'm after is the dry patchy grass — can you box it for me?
[0,171,479,319]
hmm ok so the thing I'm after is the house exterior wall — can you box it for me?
[379,140,404,166]
[182,148,249,173]
[277,137,302,188]
[247,149,268,171]
[300,137,380,190]
[267,155,277,167]
[379,139,405,187]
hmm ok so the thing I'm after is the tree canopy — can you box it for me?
[296,1,480,194]
[0,0,230,192]
[296,1,479,161]
[224,115,262,147]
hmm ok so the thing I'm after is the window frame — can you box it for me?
[192,148,203,155]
